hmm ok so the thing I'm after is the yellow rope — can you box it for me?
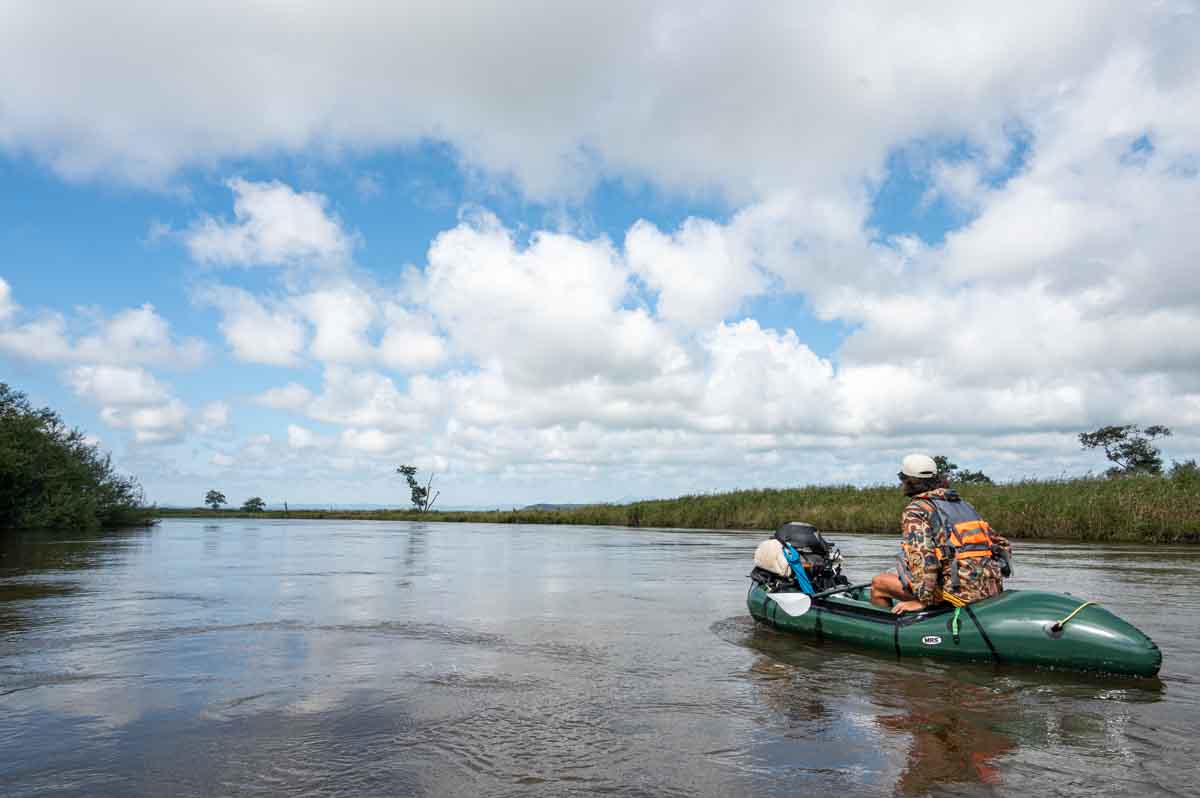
[1053,601,1096,630]
[939,590,968,607]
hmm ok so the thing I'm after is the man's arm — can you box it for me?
[990,529,1013,576]
[901,501,942,606]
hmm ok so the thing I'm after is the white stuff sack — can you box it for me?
[753,538,792,577]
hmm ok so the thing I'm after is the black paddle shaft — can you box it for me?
[807,582,871,600]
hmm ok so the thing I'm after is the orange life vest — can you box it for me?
[896,494,1008,603]
[927,495,1002,592]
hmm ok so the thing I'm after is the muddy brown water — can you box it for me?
[2,519,1197,797]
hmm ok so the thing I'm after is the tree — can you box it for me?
[396,464,439,512]
[955,468,995,485]
[241,496,266,512]
[933,455,957,476]
[0,382,147,529]
[204,489,227,510]
[1079,424,1172,477]
[1168,459,1199,484]
[933,454,994,485]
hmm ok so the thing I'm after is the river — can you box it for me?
[1,519,1197,797]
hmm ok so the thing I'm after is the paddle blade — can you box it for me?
[768,592,812,617]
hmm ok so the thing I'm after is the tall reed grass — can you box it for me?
[157,472,1200,543]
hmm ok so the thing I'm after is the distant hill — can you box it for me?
[157,497,659,512]
[522,503,592,510]
[523,496,656,510]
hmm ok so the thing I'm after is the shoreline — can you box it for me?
[152,475,1200,543]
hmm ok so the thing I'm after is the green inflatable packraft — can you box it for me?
[748,583,1162,677]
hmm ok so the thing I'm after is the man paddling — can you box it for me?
[870,454,1012,614]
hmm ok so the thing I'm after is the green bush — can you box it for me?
[0,383,149,530]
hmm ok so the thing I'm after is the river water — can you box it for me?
[1,519,1197,797]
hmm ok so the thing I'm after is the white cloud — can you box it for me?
[99,399,189,445]
[0,286,199,448]
[187,183,450,372]
[0,277,15,321]
[74,304,206,367]
[926,159,985,213]
[626,217,763,330]
[242,433,273,460]
[67,365,171,406]
[287,424,320,449]
[0,316,74,361]
[841,285,1200,384]
[0,296,204,367]
[0,2,1165,200]
[424,210,684,387]
[196,400,231,435]
[197,285,306,366]
[306,367,425,432]
[377,304,447,373]
[292,284,377,364]
[66,365,193,445]
[198,167,1200,501]
[698,320,838,433]
[254,383,314,410]
[187,178,353,266]
[340,427,405,454]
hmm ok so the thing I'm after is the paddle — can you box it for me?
[768,582,872,617]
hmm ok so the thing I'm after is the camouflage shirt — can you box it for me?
[900,488,1011,606]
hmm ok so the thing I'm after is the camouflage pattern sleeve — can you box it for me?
[990,529,1012,556]
[990,527,1013,578]
[901,499,942,606]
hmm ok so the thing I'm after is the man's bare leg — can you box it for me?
[870,572,917,608]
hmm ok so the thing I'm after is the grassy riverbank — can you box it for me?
[157,473,1200,543]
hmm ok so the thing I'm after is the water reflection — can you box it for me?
[746,655,831,724]
[0,527,154,573]
[737,625,1016,794]
[730,589,1175,797]
[0,580,81,637]
[0,527,153,638]
[0,520,1197,797]
[874,676,1015,795]
[199,523,225,561]
[404,524,427,572]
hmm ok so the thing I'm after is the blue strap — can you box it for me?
[783,544,815,594]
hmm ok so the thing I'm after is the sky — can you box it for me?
[2,2,1199,509]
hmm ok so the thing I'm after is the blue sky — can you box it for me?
[2,3,1198,508]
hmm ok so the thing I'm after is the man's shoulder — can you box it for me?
[904,496,937,514]
[907,488,957,510]
[901,499,935,536]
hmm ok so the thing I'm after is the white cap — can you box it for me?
[900,453,938,478]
